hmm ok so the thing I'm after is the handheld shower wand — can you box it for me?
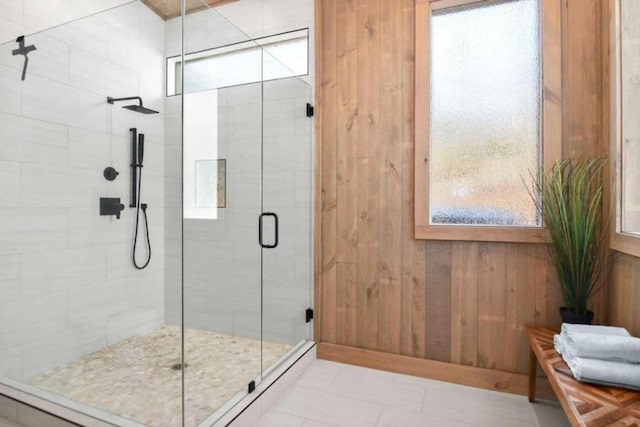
[138,134,145,165]
[131,129,151,270]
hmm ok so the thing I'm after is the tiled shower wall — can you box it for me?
[163,0,314,344]
[0,2,166,379]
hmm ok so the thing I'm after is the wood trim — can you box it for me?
[430,0,485,11]
[415,225,550,243]
[313,0,323,343]
[607,0,640,257]
[542,0,563,170]
[317,342,556,400]
[414,0,430,232]
[611,234,640,259]
[140,0,238,20]
[414,0,562,243]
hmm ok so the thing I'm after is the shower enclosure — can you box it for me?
[0,0,313,426]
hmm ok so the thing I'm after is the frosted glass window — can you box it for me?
[429,0,541,226]
[168,30,308,95]
[620,0,640,235]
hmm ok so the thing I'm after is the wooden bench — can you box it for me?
[525,325,640,427]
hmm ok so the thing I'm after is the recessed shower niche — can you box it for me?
[0,0,314,425]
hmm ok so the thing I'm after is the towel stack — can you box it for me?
[554,324,640,390]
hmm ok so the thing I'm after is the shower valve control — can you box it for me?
[100,197,125,220]
[103,166,119,181]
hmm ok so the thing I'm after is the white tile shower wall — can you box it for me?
[0,1,166,380]
[164,79,311,345]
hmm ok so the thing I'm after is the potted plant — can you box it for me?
[531,157,609,324]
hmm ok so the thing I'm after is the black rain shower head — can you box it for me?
[107,96,159,114]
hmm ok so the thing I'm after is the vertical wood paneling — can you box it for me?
[477,243,508,371]
[563,0,601,157]
[504,245,520,373]
[424,241,451,362]
[514,245,538,375]
[378,0,404,354]
[319,0,338,344]
[560,0,609,324]
[542,0,563,169]
[316,0,607,377]
[400,0,426,359]
[610,254,634,329]
[450,241,478,367]
[335,0,358,347]
[356,0,382,350]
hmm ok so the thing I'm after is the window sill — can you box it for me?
[414,225,550,243]
[611,232,640,258]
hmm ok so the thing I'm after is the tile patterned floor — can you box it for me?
[27,325,292,427]
[253,360,571,427]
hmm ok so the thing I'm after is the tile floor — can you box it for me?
[253,360,571,427]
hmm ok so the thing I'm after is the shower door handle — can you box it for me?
[258,212,279,249]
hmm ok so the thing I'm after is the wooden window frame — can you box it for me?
[414,0,561,243]
[608,0,640,257]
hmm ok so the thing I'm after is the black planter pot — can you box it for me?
[559,307,594,325]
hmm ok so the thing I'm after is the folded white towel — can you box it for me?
[567,357,640,390]
[564,333,640,364]
[554,334,565,355]
[561,323,630,337]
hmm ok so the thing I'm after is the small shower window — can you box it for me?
[167,29,309,96]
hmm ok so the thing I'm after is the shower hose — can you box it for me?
[133,167,151,269]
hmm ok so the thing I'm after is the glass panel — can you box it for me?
[261,72,313,372]
[0,1,183,425]
[429,0,541,226]
[262,36,308,80]
[620,0,640,234]
[181,7,263,427]
[184,47,262,94]
[167,29,309,96]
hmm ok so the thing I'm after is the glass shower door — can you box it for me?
[180,3,313,424]
[180,7,265,427]
[182,84,264,427]
[261,76,313,372]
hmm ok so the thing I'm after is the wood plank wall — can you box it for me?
[315,0,606,378]
[609,252,640,335]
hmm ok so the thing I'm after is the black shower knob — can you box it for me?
[103,166,119,181]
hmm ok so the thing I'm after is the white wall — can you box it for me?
[0,1,166,380]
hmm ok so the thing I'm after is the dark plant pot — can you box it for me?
[559,307,594,325]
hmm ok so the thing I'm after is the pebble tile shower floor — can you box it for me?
[28,325,292,426]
